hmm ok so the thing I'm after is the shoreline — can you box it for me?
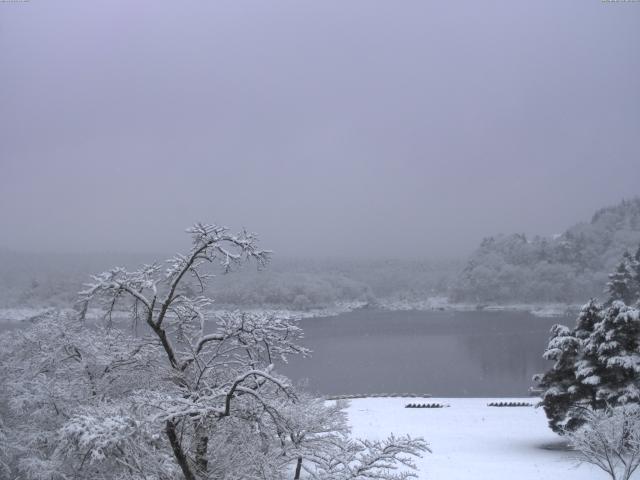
[0,298,582,324]
[210,297,582,319]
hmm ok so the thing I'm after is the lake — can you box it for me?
[278,309,562,397]
[0,308,564,397]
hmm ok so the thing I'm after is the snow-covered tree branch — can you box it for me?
[0,221,428,480]
[566,405,640,480]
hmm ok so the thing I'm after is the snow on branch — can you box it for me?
[223,366,296,417]
[567,405,640,480]
[313,433,431,480]
[64,222,433,480]
[184,222,271,273]
[79,266,157,311]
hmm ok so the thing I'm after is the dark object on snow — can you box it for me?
[405,403,446,409]
[487,401,532,407]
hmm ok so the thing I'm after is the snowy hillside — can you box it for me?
[453,198,640,304]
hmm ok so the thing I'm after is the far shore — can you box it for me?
[0,298,583,325]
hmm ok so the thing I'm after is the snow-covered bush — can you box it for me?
[567,405,640,480]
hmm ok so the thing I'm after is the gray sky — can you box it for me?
[1,1,639,259]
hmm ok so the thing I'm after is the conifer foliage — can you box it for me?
[605,249,640,306]
[536,246,640,434]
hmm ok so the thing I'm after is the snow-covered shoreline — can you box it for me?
[210,297,581,320]
[0,307,60,323]
[372,296,581,318]
[0,298,581,325]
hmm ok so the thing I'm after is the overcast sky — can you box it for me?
[1,1,639,259]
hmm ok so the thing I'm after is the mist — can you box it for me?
[3,4,640,479]
[1,1,639,259]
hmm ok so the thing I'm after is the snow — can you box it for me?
[346,397,602,479]
[607,354,640,372]
[212,300,370,320]
[582,375,602,386]
[0,298,580,326]
[213,298,582,320]
[0,307,53,323]
[0,307,134,325]
[372,297,580,318]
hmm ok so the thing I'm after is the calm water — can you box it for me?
[278,309,561,397]
[0,308,563,397]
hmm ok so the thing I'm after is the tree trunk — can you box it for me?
[294,456,303,480]
[195,422,209,475]
[166,420,197,480]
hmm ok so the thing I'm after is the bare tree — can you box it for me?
[71,222,428,480]
[0,223,428,480]
[78,223,307,479]
[566,405,640,480]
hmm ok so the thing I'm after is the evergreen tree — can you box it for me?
[536,323,583,433]
[574,298,603,341]
[582,301,640,406]
[538,247,640,435]
[572,299,605,409]
[537,300,603,433]
[606,252,636,305]
[631,245,640,302]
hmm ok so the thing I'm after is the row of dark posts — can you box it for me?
[405,403,445,408]
[487,401,532,407]
[404,402,533,408]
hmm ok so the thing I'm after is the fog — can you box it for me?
[2,6,640,478]
[1,1,639,258]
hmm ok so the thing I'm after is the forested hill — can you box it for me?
[0,249,461,311]
[451,198,640,304]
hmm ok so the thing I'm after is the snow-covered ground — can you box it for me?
[0,307,55,323]
[346,397,601,479]
[374,296,580,318]
[0,307,131,324]
[0,302,369,325]
[211,298,581,319]
[211,300,370,319]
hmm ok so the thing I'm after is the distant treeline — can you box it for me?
[0,250,461,310]
[451,198,640,304]
[4,198,638,310]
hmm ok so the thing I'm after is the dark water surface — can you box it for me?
[0,308,563,397]
[278,309,561,397]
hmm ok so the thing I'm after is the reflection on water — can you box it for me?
[278,309,560,397]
